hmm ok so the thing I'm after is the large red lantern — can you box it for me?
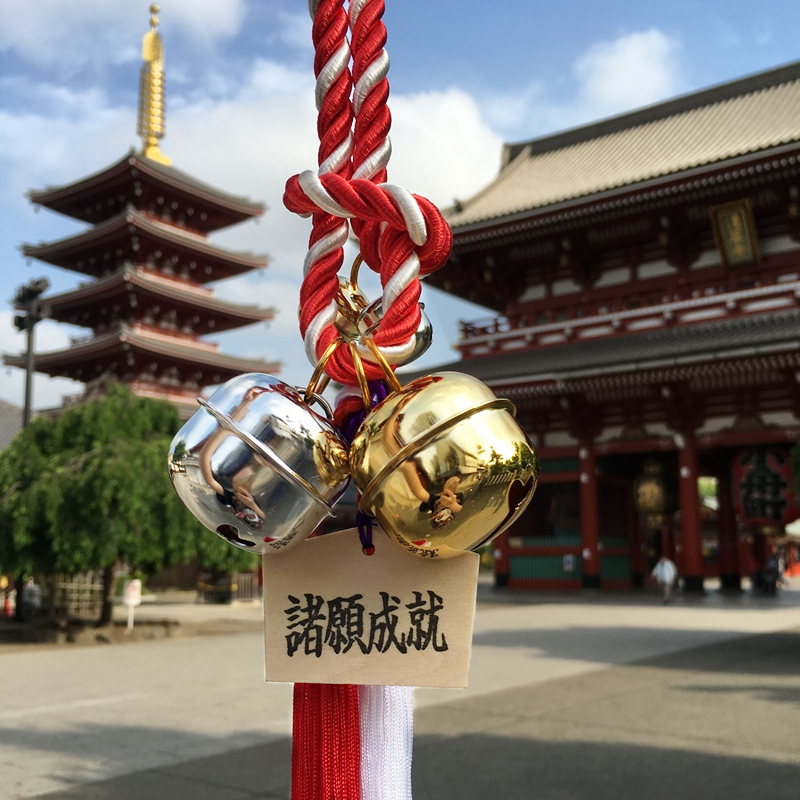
[732,446,799,528]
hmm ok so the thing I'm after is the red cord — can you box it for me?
[293,683,361,800]
[284,0,452,387]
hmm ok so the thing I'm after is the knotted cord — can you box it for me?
[284,0,452,386]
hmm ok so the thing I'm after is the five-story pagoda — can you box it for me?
[4,6,279,417]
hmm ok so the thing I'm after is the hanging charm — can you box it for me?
[168,373,350,554]
[344,341,540,558]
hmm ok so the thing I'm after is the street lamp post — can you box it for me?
[12,277,50,427]
[9,278,49,622]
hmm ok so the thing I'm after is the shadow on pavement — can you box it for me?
[16,631,800,799]
[411,733,800,800]
[27,737,291,799]
[26,730,799,800]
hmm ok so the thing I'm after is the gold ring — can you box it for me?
[362,336,402,393]
[304,337,342,403]
[348,341,372,409]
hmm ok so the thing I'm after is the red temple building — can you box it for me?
[427,61,800,591]
[4,7,278,417]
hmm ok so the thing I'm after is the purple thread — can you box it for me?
[339,381,390,554]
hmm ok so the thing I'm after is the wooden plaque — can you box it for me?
[262,527,479,688]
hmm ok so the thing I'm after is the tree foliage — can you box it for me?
[0,383,256,579]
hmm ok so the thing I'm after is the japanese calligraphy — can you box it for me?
[284,589,449,657]
[324,594,368,654]
[285,593,326,657]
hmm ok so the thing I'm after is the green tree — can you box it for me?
[0,383,256,624]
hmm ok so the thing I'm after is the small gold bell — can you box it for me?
[350,366,539,558]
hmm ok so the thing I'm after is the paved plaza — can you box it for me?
[1,584,799,799]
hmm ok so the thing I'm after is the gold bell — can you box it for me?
[349,347,539,558]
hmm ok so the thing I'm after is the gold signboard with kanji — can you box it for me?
[709,198,760,268]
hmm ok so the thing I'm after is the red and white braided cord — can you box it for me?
[285,0,452,386]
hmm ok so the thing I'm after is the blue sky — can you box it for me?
[1,0,799,408]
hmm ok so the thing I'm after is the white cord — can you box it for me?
[359,685,414,800]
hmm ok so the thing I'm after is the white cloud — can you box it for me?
[0,50,502,400]
[389,89,504,207]
[0,313,83,410]
[481,28,683,140]
[0,0,247,68]
[0,101,133,205]
[575,29,682,119]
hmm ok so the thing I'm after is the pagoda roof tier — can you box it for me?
[447,60,800,232]
[3,323,280,387]
[45,264,275,335]
[28,152,265,233]
[404,309,800,395]
[22,206,267,282]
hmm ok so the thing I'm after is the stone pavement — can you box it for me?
[26,628,800,800]
[3,586,799,799]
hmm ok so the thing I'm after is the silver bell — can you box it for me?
[168,373,351,554]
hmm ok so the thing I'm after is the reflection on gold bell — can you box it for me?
[349,366,539,558]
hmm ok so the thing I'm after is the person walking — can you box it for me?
[652,555,678,603]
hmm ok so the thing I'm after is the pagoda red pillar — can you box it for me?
[580,444,601,588]
[678,434,704,591]
[716,459,741,590]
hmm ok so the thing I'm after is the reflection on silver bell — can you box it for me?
[168,373,350,554]
[350,372,539,558]
[356,296,433,366]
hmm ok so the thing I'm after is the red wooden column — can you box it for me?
[493,529,510,587]
[579,445,602,588]
[677,434,704,591]
[716,459,741,590]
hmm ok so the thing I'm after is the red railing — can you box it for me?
[458,259,800,353]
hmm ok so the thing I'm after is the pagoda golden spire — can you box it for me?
[137,4,171,165]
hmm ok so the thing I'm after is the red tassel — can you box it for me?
[293,683,361,799]
[292,684,322,799]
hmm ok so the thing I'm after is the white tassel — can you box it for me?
[359,685,414,800]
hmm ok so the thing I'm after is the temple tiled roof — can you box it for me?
[28,152,264,233]
[46,264,275,332]
[3,323,280,377]
[22,206,267,281]
[448,61,800,230]
[402,310,800,389]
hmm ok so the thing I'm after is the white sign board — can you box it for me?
[123,579,142,607]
